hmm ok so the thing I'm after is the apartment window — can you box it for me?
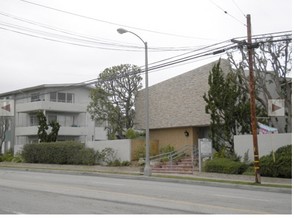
[48,114,57,123]
[30,114,39,126]
[50,92,57,102]
[66,93,74,103]
[58,93,66,102]
[50,92,75,103]
[31,93,40,102]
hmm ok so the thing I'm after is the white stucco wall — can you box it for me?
[234,133,292,161]
[86,139,132,161]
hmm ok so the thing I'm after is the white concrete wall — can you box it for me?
[86,139,132,161]
[234,133,292,161]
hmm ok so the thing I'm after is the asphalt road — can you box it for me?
[0,169,291,214]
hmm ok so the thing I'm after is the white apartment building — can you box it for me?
[0,84,107,153]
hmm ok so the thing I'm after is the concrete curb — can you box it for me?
[0,162,291,194]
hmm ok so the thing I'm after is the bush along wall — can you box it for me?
[259,145,292,178]
[204,158,248,174]
[21,141,96,165]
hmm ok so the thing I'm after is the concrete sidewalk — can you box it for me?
[0,162,291,187]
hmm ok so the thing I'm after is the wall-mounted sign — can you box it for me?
[0,100,14,116]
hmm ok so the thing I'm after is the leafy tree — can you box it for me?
[36,111,60,142]
[228,36,292,132]
[88,64,142,139]
[203,60,265,153]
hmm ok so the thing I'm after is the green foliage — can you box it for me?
[158,144,175,162]
[47,121,60,142]
[0,149,14,162]
[87,64,142,139]
[213,146,241,162]
[109,159,122,166]
[0,149,24,163]
[133,145,146,161]
[203,60,265,153]
[243,149,251,165]
[159,144,175,154]
[204,158,248,174]
[0,116,9,154]
[95,148,130,166]
[121,161,131,166]
[36,111,60,142]
[260,145,292,178]
[71,148,96,165]
[21,141,95,165]
[11,152,24,163]
[125,128,142,139]
[96,147,118,165]
[133,144,158,161]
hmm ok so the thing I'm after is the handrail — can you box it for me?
[150,144,197,165]
[149,150,176,161]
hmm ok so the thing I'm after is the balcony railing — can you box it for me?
[15,126,88,136]
[16,101,86,113]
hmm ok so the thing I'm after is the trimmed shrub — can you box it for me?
[0,150,14,162]
[260,145,292,178]
[21,141,95,165]
[70,147,96,165]
[204,158,248,174]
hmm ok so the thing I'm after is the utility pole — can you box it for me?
[246,14,261,184]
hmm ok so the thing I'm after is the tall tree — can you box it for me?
[36,111,60,142]
[228,36,292,132]
[87,64,142,139]
[0,116,9,154]
[203,60,264,153]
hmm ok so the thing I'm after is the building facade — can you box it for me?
[0,84,107,153]
[134,59,232,150]
[135,58,291,151]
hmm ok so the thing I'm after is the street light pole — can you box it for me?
[117,28,152,176]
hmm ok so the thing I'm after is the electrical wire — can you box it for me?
[231,0,246,18]
[19,0,217,41]
[9,44,238,101]
[0,18,206,52]
[0,21,144,51]
[209,0,247,26]
[0,21,202,52]
[3,31,292,101]
[0,11,143,49]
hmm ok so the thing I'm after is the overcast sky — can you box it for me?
[0,0,292,93]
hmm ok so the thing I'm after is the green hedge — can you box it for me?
[204,158,248,174]
[21,141,96,165]
[260,145,292,178]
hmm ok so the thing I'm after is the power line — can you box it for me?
[0,13,205,52]
[19,0,217,41]
[231,0,246,18]
[9,32,291,101]
[0,11,142,48]
[232,30,292,41]
[209,0,246,26]
[0,21,204,52]
[0,23,142,52]
[9,44,238,101]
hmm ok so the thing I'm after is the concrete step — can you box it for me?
[151,156,194,174]
[152,167,193,174]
